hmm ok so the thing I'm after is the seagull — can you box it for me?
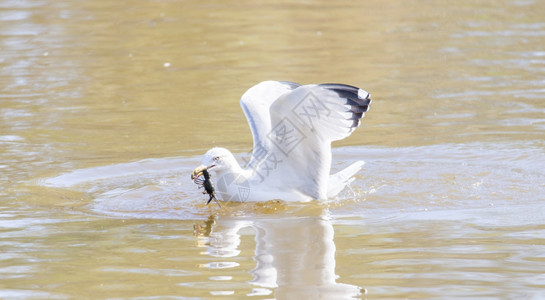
[192,81,371,202]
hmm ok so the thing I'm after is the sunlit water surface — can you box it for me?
[1,0,545,299]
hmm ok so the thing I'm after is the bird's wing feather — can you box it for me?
[247,83,371,200]
[240,81,300,168]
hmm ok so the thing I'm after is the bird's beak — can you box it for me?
[191,165,207,180]
[191,164,216,180]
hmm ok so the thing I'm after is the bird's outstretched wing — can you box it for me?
[240,81,300,169]
[243,82,371,200]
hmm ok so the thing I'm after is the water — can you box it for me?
[1,0,545,299]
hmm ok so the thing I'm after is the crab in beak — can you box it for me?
[191,164,220,207]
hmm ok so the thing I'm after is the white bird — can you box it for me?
[192,81,371,202]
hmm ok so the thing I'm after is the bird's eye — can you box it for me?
[213,156,220,161]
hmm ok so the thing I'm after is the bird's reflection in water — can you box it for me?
[195,207,362,298]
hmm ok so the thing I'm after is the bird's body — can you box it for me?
[192,81,371,202]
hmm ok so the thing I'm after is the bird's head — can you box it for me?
[191,147,236,180]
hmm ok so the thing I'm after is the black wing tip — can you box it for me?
[319,83,371,101]
[319,83,359,92]
[318,83,371,128]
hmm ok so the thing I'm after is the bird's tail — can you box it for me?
[327,161,365,198]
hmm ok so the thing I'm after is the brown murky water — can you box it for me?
[1,0,545,299]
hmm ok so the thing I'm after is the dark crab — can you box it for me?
[191,166,221,207]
